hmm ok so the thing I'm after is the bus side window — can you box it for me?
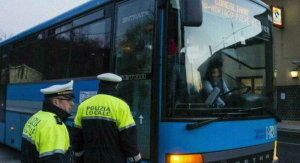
[45,18,111,79]
[45,33,70,80]
[70,18,111,78]
[0,47,9,122]
[10,35,45,83]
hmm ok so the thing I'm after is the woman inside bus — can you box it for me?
[203,59,231,107]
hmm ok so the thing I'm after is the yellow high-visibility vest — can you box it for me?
[22,111,70,158]
[74,94,135,131]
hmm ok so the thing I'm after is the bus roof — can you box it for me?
[0,0,270,48]
[0,0,111,47]
[251,0,270,10]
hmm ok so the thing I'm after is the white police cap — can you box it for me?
[97,73,122,82]
[40,80,75,98]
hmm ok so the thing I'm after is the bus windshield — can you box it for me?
[166,0,273,118]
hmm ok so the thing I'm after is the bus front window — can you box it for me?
[167,0,273,118]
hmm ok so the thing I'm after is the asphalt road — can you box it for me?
[277,131,300,163]
[0,131,299,163]
[0,143,20,163]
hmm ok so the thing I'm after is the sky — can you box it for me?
[0,0,90,41]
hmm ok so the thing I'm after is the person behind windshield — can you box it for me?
[204,59,231,107]
[169,49,190,108]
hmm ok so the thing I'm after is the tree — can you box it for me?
[0,30,13,42]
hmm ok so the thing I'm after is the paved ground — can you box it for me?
[0,143,20,163]
[277,131,300,163]
[278,121,300,133]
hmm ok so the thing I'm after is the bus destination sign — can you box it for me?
[202,0,260,27]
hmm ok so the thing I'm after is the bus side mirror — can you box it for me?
[180,0,203,27]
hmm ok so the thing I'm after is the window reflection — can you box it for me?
[71,19,111,77]
[115,0,154,74]
[115,0,155,159]
[167,0,272,117]
[73,10,104,27]
[9,18,111,82]
[45,32,70,80]
[0,47,9,121]
[117,80,151,159]
[55,23,72,35]
[10,35,45,83]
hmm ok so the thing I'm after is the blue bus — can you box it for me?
[0,0,279,162]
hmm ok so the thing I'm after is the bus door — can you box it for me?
[114,0,155,161]
[0,46,9,143]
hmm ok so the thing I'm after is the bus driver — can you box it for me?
[203,59,231,107]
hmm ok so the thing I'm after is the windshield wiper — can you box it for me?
[238,106,282,122]
[186,112,252,131]
[186,108,279,131]
[186,118,220,130]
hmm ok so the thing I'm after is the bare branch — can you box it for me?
[0,30,13,42]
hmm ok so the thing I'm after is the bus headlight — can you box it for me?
[166,154,203,163]
[273,141,279,162]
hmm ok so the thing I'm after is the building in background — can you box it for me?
[263,0,300,120]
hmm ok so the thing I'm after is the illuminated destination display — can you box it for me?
[272,6,283,27]
[202,0,260,27]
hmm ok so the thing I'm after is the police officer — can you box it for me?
[21,80,75,163]
[72,73,141,163]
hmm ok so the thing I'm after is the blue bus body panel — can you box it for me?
[0,0,111,47]
[5,112,31,150]
[7,79,99,104]
[5,79,99,151]
[5,112,21,150]
[0,122,4,143]
[158,119,277,163]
